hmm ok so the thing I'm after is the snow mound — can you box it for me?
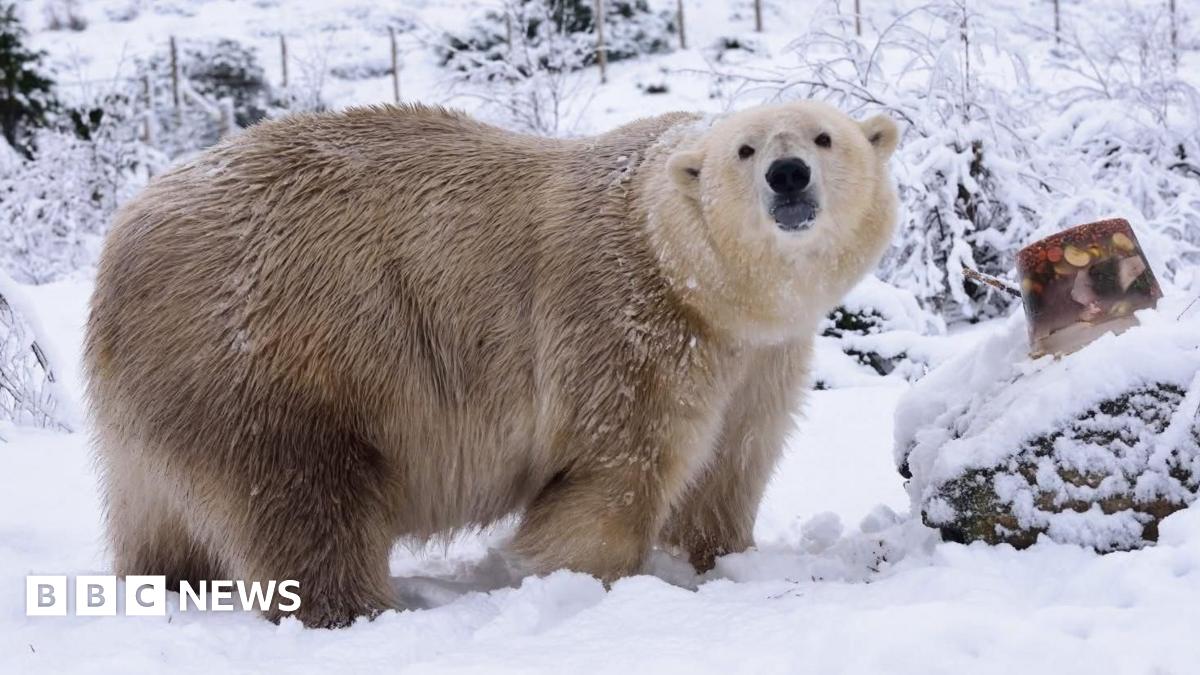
[895,299,1200,551]
[815,275,948,388]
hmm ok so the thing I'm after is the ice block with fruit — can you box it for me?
[1016,218,1162,357]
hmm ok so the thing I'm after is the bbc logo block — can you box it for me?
[76,575,118,616]
[26,575,167,616]
[25,576,67,616]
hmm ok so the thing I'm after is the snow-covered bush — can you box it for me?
[745,0,1200,323]
[0,91,160,284]
[135,37,274,157]
[0,270,65,429]
[441,0,675,71]
[760,2,1046,322]
[1039,2,1200,284]
[896,303,1200,552]
[441,1,591,135]
[440,0,675,134]
[815,275,947,388]
[42,0,86,32]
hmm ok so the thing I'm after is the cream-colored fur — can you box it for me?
[85,102,898,628]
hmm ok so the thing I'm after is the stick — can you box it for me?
[677,0,686,49]
[1052,0,1061,45]
[30,341,55,383]
[1170,0,1178,68]
[962,266,1021,298]
[754,0,763,32]
[169,36,180,111]
[280,34,288,90]
[1177,295,1199,321]
[390,27,400,104]
[595,0,607,84]
[141,75,152,143]
[505,11,512,54]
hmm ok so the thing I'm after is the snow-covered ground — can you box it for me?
[4,0,1200,672]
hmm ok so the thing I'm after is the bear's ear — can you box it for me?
[859,114,899,160]
[667,149,704,199]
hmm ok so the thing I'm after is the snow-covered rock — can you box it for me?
[895,300,1200,551]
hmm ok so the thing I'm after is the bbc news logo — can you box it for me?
[26,576,301,616]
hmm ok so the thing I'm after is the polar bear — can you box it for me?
[85,101,899,627]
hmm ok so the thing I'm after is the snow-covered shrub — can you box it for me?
[135,37,274,157]
[815,275,946,388]
[761,2,1045,323]
[0,91,160,284]
[184,38,271,127]
[705,35,764,65]
[440,0,674,71]
[743,0,1200,323]
[896,303,1200,552]
[0,270,65,429]
[1038,2,1200,282]
[42,0,86,31]
[441,1,591,135]
[440,0,674,134]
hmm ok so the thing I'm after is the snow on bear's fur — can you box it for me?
[84,102,899,628]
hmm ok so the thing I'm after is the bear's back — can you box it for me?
[85,105,700,511]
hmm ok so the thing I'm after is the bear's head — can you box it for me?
[653,101,899,343]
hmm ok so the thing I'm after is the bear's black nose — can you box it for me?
[765,158,811,194]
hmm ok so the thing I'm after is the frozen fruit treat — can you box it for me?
[1016,218,1161,357]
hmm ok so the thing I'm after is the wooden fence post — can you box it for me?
[677,0,686,49]
[280,34,289,90]
[141,75,153,144]
[390,27,400,104]
[1052,0,1061,45]
[754,0,762,32]
[169,36,180,117]
[1170,0,1178,67]
[854,0,862,37]
[505,11,513,54]
[596,0,607,83]
[219,98,234,137]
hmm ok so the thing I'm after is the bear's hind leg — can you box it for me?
[218,419,399,629]
[102,449,223,591]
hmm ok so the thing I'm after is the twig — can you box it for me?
[1178,295,1199,321]
[961,265,1021,298]
[30,341,55,383]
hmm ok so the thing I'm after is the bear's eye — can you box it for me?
[737,145,755,160]
[814,132,832,148]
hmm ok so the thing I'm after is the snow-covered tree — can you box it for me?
[0,3,57,157]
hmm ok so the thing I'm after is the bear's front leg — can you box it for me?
[512,462,670,583]
[660,342,809,572]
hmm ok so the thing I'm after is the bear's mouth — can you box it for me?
[771,197,819,232]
